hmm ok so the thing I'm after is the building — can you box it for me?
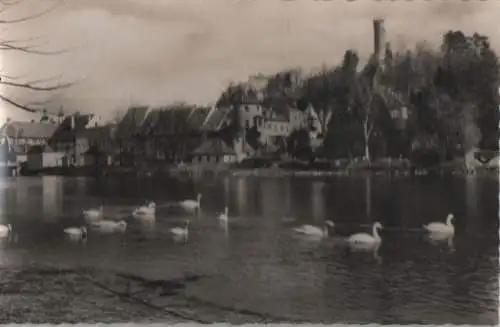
[26,145,66,172]
[144,105,214,163]
[49,113,95,166]
[0,119,59,164]
[113,106,150,166]
[191,137,254,164]
[77,124,117,167]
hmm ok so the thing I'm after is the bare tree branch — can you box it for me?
[0,40,73,55]
[0,94,37,112]
[1,80,73,91]
[0,0,74,113]
[0,0,63,24]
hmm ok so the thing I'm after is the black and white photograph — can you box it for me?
[0,0,498,325]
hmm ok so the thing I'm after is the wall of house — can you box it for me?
[27,151,64,171]
[289,109,308,130]
[241,104,263,129]
[75,137,90,166]
[17,154,27,164]
[259,121,292,141]
[43,152,65,168]
[191,154,237,164]
[27,153,42,171]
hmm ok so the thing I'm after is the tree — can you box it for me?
[0,0,73,113]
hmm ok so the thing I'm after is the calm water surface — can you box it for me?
[0,174,498,324]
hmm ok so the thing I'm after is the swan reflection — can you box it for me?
[425,233,455,253]
[348,241,382,264]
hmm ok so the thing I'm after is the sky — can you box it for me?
[1,0,499,122]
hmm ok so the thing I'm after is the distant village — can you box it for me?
[0,98,328,175]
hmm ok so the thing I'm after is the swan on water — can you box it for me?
[82,206,103,220]
[133,201,156,217]
[179,193,202,212]
[170,220,190,237]
[218,207,229,222]
[0,224,12,238]
[64,226,87,239]
[293,220,334,237]
[90,220,127,233]
[423,213,455,235]
[347,222,383,245]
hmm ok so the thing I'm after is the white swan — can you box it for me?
[170,220,190,237]
[133,201,156,217]
[423,213,454,235]
[0,224,12,238]
[347,222,383,245]
[293,220,334,237]
[90,220,127,233]
[218,206,229,222]
[82,206,103,220]
[64,226,87,239]
[179,193,202,212]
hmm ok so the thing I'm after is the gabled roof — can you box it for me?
[201,107,232,132]
[115,106,150,139]
[192,138,236,155]
[137,109,162,137]
[171,107,193,133]
[187,107,211,130]
[49,114,93,143]
[0,121,58,139]
[78,125,115,141]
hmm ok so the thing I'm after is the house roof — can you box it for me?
[192,138,237,155]
[78,125,115,141]
[187,107,211,130]
[137,109,162,137]
[115,106,150,139]
[201,107,232,132]
[171,107,193,133]
[0,121,59,139]
[49,114,93,143]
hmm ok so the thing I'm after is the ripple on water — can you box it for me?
[0,175,497,324]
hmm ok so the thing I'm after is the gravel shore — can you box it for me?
[0,265,188,324]
[0,264,288,324]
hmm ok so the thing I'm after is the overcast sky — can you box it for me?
[2,0,499,122]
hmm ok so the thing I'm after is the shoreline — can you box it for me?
[17,164,499,179]
[0,263,302,324]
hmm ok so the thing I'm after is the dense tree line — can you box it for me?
[217,30,499,166]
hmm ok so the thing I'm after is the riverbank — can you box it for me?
[0,264,186,324]
[18,157,499,179]
[0,263,298,324]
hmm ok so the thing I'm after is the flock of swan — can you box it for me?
[62,193,205,240]
[293,214,455,246]
[0,191,456,251]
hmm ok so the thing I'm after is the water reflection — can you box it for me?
[365,175,372,218]
[465,175,479,237]
[42,176,63,220]
[234,177,247,217]
[310,181,325,224]
[136,215,156,233]
[424,233,455,253]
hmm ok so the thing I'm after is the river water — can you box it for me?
[0,174,498,324]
